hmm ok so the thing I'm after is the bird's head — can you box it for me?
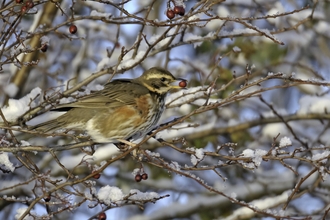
[137,67,186,94]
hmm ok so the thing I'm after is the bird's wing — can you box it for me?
[53,79,149,110]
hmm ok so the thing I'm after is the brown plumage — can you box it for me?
[32,67,184,143]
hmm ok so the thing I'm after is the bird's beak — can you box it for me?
[171,78,187,89]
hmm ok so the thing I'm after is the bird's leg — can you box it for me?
[114,142,128,151]
[116,138,142,158]
[117,139,136,146]
[115,139,136,152]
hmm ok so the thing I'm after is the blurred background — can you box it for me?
[1,0,330,219]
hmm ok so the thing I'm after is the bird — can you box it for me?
[32,67,186,143]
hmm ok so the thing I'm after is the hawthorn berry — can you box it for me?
[25,0,34,9]
[93,173,101,179]
[174,6,185,16]
[21,5,28,13]
[179,80,187,88]
[69,24,77,34]
[141,173,148,180]
[98,212,107,220]
[166,9,175,19]
[135,174,142,182]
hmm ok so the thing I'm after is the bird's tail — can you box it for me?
[30,119,63,133]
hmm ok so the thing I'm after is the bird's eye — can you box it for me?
[160,77,166,82]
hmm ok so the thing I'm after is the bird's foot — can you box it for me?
[114,142,129,152]
[115,139,136,152]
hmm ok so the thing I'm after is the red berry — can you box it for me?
[173,6,180,14]
[40,44,48,52]
[69,24,77,34]
[135,174,142,182]
[179,80,187,88]
[166,9,175,19]
[93,173,101,179]
[141,173,148,180]
[16,0,23,4]
[115,42,121,48]
[98,212,107,220]
[25,0,34,9]
[174,6,185,16]
[21,5,28,13]
[178,8,185,16]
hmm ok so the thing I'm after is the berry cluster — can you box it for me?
[166,5,185,20]
[40,24,77,53]
[18,0,34,14]
[135,173,148,182]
